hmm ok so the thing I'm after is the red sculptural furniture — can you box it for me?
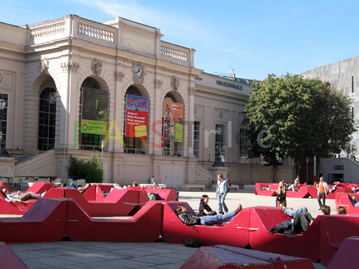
[255,183,278,196]
[26,182,55,194]
[180,245,315,269]
[248,207,321,263]
[65,199,162,242]
[0,198,67,243]
[327,236,359,269]
[318,215,359,267]
[0,186,36,215]
[44,188,140,217]
[161,201,250,248]
[0,242,29,269]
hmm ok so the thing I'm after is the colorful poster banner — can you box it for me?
[81,87,108,135]
[164,101,183,123]
[125,94,149,138]
[126,94,149,112]
[175,123,183,142]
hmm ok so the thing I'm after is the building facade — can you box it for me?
[0,15,295,187]
[301,57,359,183]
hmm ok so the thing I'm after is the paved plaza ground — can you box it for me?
[6,188,331,268]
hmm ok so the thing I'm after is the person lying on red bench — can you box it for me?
[1,188,46,202]
[175,204,242,225]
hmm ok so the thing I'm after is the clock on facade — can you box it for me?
[134,64,143,78]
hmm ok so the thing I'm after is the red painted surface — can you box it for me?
[286,186,313,198]
[145,188,177,201]
[319,215,359,267]
[161,202,250,248]
[26,182,55,194]
[0,186,37,214]
[0,198,67,243]
[327,236,359,269]
[0,242,29,269]
[66,200,162,242]
[45,188,139,217]
[335,193,357,214]
[248,207,320,262]
[255,183,278,196]
[0,182,12,192]
[180,245,315,269]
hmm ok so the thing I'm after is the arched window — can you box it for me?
[38,87,56,151]
[163,92,183,156]
[123,86,145,154]
[79,78,108,151]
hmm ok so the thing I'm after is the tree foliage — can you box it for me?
[244,73,356,170]
[67,154,104,183]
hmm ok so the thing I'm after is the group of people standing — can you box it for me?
[276,175,331,211]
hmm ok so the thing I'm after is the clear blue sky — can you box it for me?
[2,0,358,81]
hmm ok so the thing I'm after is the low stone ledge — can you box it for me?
[177,184,206,191]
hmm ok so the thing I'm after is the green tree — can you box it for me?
[244,73,356,181]
[67,154,104,183]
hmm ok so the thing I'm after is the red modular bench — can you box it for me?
[44,188,140,217]
[161,201,250,248]
[180,245,315,269]
[0,242,29,269]
[0,198,67,243]
[255,183,278,196]
[144,188,177,201]
[319,215,359,267]
[66,199,162,242]
[286,185,313,198]
[327,236,359,269]
[248,207,321,263]
[325,185,353,199]
[335,193,358,214]
[0,182,13,192]
[0,186,37,215]
[26,182,55,194]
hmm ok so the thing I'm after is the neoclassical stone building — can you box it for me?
[0,15,295,187]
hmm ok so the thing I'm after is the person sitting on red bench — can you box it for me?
[1,188,46,202]
[175,204,242,225]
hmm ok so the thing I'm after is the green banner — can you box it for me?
[81,119,108,135]
[81,87,108,135]
[175,123,183,142]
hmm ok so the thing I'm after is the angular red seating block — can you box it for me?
[248,207,320,262]
[66,200,162,242]
[0,186,36,215]
[255,183,278,196]
[161,202,250,248]
[45,188,138,217]
[0,198,67,243]
[286,186,312,198]
[26,182,55,194]
[0,182,12,192]
[335,193,357,214]
[0,242,29,269]
[180,245,314,269]
[326,186,353,199]
[319,215,359,267]
[327,236,359,269]
[145,188,177,201]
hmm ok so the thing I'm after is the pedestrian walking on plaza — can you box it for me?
[216,173,228,214]
[317,177,329,210]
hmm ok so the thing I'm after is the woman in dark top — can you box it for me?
[199,195,217,216]
[276,181,287,207]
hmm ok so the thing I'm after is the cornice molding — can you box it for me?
[0,48,26,57]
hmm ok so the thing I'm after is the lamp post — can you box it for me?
[212,126,224,167]
[0,96,9,157]
[260,153,263,183]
